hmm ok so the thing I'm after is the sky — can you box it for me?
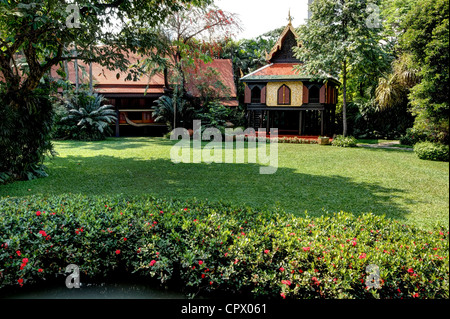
[215,0,310,40]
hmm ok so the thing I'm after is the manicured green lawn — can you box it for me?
[1,137,448,229]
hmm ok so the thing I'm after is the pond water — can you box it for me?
[0,278,187,299]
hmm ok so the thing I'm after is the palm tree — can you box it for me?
[376,54,419,110]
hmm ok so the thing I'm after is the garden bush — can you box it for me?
[0,195,448,299]
[400,128,429,146]
[414,142,449,162]
[331,135,358,148]
[0,90,55,184]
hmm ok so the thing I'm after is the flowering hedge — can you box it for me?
[0,195,448,299]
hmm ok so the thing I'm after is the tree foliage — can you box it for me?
[293,0,390,136]
[0,0,212,182]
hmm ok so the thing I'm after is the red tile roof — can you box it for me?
[252,63,301,76]
[50,52,237,99]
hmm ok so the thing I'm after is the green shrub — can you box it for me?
[59,91,117,141]
[414,142,449,162]
[0,90,54,184]
[0,195,448,299]
[331,135,358,147]
[400,128,429,146]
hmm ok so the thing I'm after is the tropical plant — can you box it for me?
[195,100,232,135]
[62,92,117,141]
[153,91,193,130]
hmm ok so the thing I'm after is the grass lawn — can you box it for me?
[1,137,448,229]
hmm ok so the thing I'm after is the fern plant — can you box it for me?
[62,92,117,141]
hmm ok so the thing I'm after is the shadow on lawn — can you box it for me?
[1,155,409,222]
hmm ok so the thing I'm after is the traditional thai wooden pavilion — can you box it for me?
[54,53,237,137]
[240,19,339,137]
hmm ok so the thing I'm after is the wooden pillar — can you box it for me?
[331,105,336,137]
[299,110,303,136]
[320,110,324,136]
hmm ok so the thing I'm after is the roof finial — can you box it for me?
[288,9,292,25]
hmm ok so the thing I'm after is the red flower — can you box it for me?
[302,247,310,252]
[22,258,29,264]
[407,268,414,274]
[280,292,286,299]
[123,238,127,241]
[412,293,419,298]
[201,274,206,279]
[209,281,213,285]
[38,269,44,273]
[279,267,285,272]
[36,211,41,216]
[198,260,203,266]
[224,253,228,257]
[359,253,366,259]
[184,208,188,211]
[352,241,357,246]
[16,250,21,256]
[39,230,47,237]
[281,280,291,286]
[115,250,121,255]
[264,250,270,254]
[149,260,156,267]
[17,278,23,286]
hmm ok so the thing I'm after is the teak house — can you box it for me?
[240,20,340,137]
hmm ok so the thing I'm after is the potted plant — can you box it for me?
[318,136,331,145]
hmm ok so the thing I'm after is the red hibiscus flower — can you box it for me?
[39,230,47,237]
[36,211,41,216]
[16,250,21,256]
[22,258,28,264]
[150,260,156,267]
[198,260,203,265]
[115,250,121,255]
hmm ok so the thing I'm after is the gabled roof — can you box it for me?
[50,51,237,100]
[265,21,301,63]
[241,63,303,81]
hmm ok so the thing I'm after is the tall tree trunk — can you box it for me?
[342,59,348,137]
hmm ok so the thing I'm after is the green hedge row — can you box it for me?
[0,195,448,299]
[331,135,358,148]
[414,142,449,162]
